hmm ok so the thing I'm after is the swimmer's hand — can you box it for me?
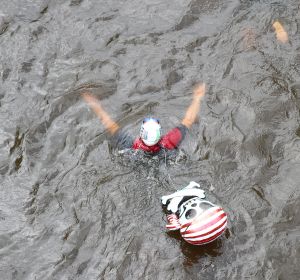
[272,21,288,43]
[82,92,99,106]
[181,83,206,129]
[82,93,119,135]
[193,83,206,100]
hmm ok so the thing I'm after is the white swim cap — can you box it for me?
[140,118,161,146]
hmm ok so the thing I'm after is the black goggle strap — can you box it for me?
[143,117,160,124]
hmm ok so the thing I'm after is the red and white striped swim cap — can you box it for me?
[178,198,227,245]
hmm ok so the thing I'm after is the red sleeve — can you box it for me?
[132,138,161,153]
[132,138,142,149]
[160,126,187,150]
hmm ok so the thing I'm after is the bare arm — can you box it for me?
[181,83,206,129]
[82,93,119,135]
[272,21,288,43]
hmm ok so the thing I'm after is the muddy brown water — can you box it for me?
[1,0,300,279]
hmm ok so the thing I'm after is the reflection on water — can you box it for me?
[0,0,300,279]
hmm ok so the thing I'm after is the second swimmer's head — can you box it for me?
[140,117,161,146]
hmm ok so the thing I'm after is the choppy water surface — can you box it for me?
[1,0,300,279]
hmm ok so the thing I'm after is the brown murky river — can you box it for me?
[1,0,300,279]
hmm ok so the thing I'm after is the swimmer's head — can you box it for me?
[140,117,161,146]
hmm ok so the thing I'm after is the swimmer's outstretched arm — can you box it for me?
[181,83,206,129]
[82,93,119,135]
